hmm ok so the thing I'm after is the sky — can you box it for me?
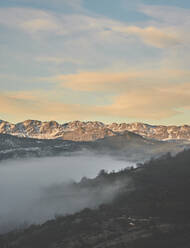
[0,0,190,125]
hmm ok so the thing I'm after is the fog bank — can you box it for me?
[0,153,134,233]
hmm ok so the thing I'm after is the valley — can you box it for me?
[1,149,190,247]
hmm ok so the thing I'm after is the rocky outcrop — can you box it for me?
[0,119,190,141]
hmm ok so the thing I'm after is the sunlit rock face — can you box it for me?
[0,119,190,141]
[107,122,190,141]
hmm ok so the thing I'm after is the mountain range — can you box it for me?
[1,119,190,141]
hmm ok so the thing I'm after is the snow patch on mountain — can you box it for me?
[0,120,190,141]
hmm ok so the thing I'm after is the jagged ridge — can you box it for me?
[0,119,190,141]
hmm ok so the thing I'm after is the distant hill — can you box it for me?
[0,132,189,162]
[0,133,79,162]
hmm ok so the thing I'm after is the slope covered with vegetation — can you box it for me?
[1,150,190,247]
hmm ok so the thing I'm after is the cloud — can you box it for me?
[0,92,42,114]
[1,66,190,121]
[0,91,94,121]
[0,8,102,35]
[139,5,190,26]
[53,72,134,92]
[95,83,190,119]
[48,69,190,93]
[138,5,190,48]
[112,25,181,48]
[0,8,59,34]
[35,56,83,65]
[46,68,190,120]
[0,0,84,16]
[0,6,182,49]
[21,18,58,33]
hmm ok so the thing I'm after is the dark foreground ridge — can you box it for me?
[1,149,190,247]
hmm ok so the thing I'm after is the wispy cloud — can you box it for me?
[112,26,181,48]
[21,18,58,33]
[139,4,190,26]
[139,5,190,47]
[48,69,190,92]
[1,67,190,121]
[0,8,59,34]
[95,83,190,119]
[0,91,94,121]
[0,6,183,48]
[35,56,83,65]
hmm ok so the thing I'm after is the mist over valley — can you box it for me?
[0,153,134,233]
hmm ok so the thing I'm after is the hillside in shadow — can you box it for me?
[1,149,190,247]
[0,132,189,162]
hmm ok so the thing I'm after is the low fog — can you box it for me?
[0,153,134,233]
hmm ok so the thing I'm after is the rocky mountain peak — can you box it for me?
[0,119,190,141]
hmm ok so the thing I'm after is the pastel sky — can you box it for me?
[0,0,190,124]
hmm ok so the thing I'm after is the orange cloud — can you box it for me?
[1,80,190,121]
[50,69,190,93]
[0,92,95,122]
[1,65,190,122]
[94,83,190,119]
